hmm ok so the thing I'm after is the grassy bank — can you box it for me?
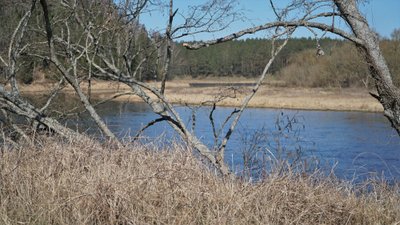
[1,138,399,224]
[20,78,383,112]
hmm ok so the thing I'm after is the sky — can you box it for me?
[359,0,400,38]
[139,0,400,41]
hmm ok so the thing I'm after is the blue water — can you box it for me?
[74,101,400,181]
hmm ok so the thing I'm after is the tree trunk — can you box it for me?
[335,0,400,135]
[1,92,89,142]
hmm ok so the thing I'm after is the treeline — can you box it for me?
[0,0,158,83]
[171,38,342,77]
[171,38,400,88]
[275,39,400,87]
[277,40,400,88]
[1,0,399,88]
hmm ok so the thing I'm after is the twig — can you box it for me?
[133,117,167,140]
[39,77,66,113]
[217,28,293,162]
[160,0,175,95]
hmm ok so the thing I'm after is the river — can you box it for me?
[67,101,400,181]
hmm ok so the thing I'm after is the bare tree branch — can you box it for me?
[0,109,31,143]
[134,117,167,140]
[160,0,175,95]
[217,29,293,162]
[183,20,362,50]
[39,0,119,142]
[334,0,400,135]
[39,77,65,113]
[6,0,37,95]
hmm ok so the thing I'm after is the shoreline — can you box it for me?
[171,102,383,113]
[19,80,384,113]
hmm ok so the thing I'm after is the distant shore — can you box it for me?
[20,79,383,112]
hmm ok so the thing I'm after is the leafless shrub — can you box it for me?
[237,112,317,180]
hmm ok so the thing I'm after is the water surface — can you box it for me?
[74,101,400,181]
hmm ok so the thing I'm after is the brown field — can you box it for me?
[1,137,399,224]
[19,78,383,112]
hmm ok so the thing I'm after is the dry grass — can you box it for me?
[19,79,383,112]
[1,138,399,225]
[166,85,382,112]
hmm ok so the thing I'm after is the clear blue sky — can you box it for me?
[139,0,400,41]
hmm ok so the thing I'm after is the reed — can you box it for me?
[0,138,399,224]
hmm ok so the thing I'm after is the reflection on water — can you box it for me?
[74,101,400,181]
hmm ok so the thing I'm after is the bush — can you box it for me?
[277,44,370,88]
[381,40,400,86]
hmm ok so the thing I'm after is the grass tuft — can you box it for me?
[0,138,399,224]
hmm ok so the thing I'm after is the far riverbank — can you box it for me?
[19,78,383,112]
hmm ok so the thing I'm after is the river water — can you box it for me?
[69,101,400,181]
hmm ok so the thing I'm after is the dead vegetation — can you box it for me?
[0,138,399,225]
[19,79,384,112]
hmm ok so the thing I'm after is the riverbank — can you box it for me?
[1,138,399,224]
[20,79,383,112]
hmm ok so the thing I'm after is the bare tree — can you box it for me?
[1,0,397,178]
[31,0,293,176]
[184,0,400,136]
[391,28,400,41]
[0,0,90,144]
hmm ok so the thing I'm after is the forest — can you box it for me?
[172,37,400,88]
[1,1,399,88]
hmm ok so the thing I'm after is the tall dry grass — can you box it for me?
[0,138,399,224]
